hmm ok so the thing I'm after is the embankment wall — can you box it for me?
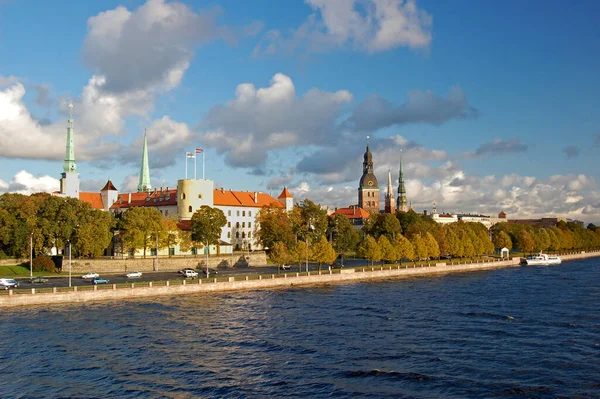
[1,250,598,308]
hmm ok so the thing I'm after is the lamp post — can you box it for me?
[67,239,72,288]
[155,231,159,271]
[305,235,308,273]
[205,239,209,278]
[29,232,33,278]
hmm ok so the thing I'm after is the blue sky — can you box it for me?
[1,0,599,222]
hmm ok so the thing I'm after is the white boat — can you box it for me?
[522,252,561,266]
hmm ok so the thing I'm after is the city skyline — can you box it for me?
[1,0,599,223]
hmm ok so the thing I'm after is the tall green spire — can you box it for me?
[137,129,151,192]
[62,103,77,173]
[397,155,408,212]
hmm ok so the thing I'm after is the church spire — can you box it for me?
[137,129,151,192]
[384,168,396,214]
[396,153,408,212]
[62,103,77,173]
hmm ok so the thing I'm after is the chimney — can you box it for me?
[254,192,258,203]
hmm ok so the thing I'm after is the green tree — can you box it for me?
[493,230,513,251]
[534,229,550,252]
[75,209,115,257]
[330,214,359,262]
[159,216,181,255]
[297,199,328,242]
[446,227,463,258]
[121,207,164,258]
[396,210,420,234]
[393,234,414,262]
[270,241,291,273]
[291,239,311,272]
[311,236,337,271]
[191,205,227,255]
[381,213,402,240]
[515,229,535,254]
[357,235,381,265]
[377,235,397,263]
[460,231,475,258]
[410,234,428,260]
[255,204,295,250]
[424,232,440,259]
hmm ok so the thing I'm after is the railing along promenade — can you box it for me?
[1,250,598,308]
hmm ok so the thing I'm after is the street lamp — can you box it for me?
[205,239,209,278]
[29,232,33,278]
[67,239,72,288]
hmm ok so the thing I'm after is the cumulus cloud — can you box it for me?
[0,170,59,194]
[254,0,432,56]
[201,73,352,168]
[563,145,580,158]
[468,138,528,158]
[341,87,478,132]
[83,0,230,93]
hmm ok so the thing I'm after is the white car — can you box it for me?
[182,269,198,278]
[81,272,99,279]
[126,271,142,278]
[0,278,19,289]
[279,264,291,270]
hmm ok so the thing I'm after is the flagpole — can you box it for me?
[185,153,188,179]
[194,152,197,180]
[203,151,205,180]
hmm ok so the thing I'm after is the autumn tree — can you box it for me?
[270,241,291,273]
[377,235,397,263]
[424,232,440,259]
[357,235,381,266]
[393,234,414,262]
[493,230,512,251]
[329,214,359,262]
[515,229,535,254]
[255,204,295,250]
[410,234,428,261]
[191,205,227,255]
[121,207,164,258]
[311,236,337,271]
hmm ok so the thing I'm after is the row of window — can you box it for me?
[365,191,378,197]
[227,231,251,239]
[227,221,251,228]
[365,201,376,207]
[181,193,203,200]
[227,210,252,217]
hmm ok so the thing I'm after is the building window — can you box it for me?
[249,211,252,217]
[198,193,202,199]
[228,210,231,216]
[182,193,186,200]
[248,232,251,238]
[242,222,245,228]
[236,232,240,239]
[169,248,175,256]
[150,248,157,256]
[248,222,251,228]
[242,232,246,238]
[227,232,231,238]
[243,210,246,217]
[236,222,240,228]
[228,222,231,228]
[189,206,192,213]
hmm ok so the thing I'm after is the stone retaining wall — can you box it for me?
[1,250,598,308]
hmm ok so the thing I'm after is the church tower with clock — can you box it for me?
[358,139,380,215]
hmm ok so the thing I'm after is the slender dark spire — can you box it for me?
[397,153,408,212]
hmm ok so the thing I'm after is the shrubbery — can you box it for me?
[32,255,57,273]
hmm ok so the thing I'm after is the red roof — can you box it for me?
[331,206,370,219]
[79,192,104,209]
[278,187,293,199]
[111,189,177,210]
[110,188,282,210]
[214,189,282,208]
[101,180,117,191]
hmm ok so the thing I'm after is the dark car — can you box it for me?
[201,268,219,275]
[440,254,452,260]
[29,277,49,283]
[330,261,344,268]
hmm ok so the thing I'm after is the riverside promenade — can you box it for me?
[1,251,598,308]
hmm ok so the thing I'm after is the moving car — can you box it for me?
[82,272,99,279]
[126,271,142,278]
[200,268,218,275]
[29,276,49,283]
[181,269,198,278]
[0,278,19,289]
[92,278,109,285]
[279,264,291,270]
[178,268,196,275]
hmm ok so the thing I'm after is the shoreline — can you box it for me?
[1,250,598,308]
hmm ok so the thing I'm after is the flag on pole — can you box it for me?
[195,148,203,153]
[186,152,195,158]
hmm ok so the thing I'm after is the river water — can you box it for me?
[1,258,599,398]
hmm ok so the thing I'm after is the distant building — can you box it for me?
[508,217,583,228]
[331,206,370,229]
[358,139,380,215]
[396,157,408,212]
[384,169,396,214]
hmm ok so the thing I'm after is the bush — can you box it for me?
[32,256,57,273]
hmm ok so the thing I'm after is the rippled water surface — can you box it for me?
[1,259,600,398]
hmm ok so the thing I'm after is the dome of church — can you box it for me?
[359,172,379,188]
[363,147,372,163]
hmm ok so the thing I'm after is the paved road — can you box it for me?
[8,259,372,290]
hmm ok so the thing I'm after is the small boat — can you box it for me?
[521,252,561,266]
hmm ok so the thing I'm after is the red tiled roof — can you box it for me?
[214,189,282,208]
[111,189,177,210]
[331,207,370,219]
[101,180,117,191]
[278,187,293,199]
[79,192,104,209]
[177,220,191,231]
[111,189,282,210]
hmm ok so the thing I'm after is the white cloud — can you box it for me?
[0,170,59,194]
[254,0,432,56]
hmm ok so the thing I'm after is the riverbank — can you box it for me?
[1,250,598,308]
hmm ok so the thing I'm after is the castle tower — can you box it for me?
[358,137,380,215]
[177,178,214,220]
[384,168,396,214]
[59,103,80,199]
[278,187,294,212]
[100,180,119,211]
[396,157,408,212]
[137,129,151,192]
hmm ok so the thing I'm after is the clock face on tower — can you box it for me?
[368,181,373,186]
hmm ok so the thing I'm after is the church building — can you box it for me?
[358,140,380,215]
